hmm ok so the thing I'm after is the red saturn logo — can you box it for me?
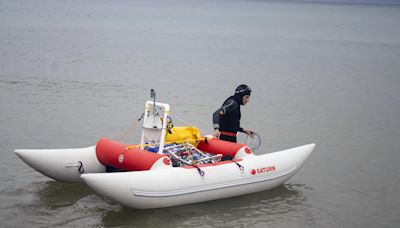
[251,166,276,175]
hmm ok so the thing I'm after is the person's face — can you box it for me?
[242,95,250,105]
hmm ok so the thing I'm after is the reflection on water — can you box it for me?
[16,181,119,227]
[100,183,313,227]
[4,181,313,227]
[33,181,93,208]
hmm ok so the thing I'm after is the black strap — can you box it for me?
[195,165,205,177]
[78,161,84,174]
[232,160,244,171]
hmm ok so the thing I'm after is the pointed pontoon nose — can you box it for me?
[291,143,315,168]
[14,149,27,160]
[296,143,315,157]
[301,143,316,156]
[15,149,43,171]
[14,146,105,182]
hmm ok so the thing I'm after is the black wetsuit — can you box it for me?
[213,95,244,143]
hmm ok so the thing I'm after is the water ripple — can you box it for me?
[97,183,314,227]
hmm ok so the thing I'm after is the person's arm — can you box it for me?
[212,108,222,130]
[212,99,238,137]
[212,109,221,138]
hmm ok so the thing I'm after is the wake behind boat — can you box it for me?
[15,92,315,209]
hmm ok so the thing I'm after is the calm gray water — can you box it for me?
[1,0,400,227]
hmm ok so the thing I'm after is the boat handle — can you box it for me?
[65,161,85,174]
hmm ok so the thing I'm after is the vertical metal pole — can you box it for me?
[150,89,156,115]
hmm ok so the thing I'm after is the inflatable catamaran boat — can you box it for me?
[15,94,315,209]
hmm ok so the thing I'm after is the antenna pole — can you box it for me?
[150,89,156,115]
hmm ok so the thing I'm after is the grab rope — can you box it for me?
[124,137,205,151]
[118,111,207,143]
[169,112,208,134]
[118,113,145,142]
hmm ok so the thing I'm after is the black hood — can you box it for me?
[233,94,244,105]
[234,84,251,105]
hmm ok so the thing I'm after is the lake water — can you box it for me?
[1,0,400,227]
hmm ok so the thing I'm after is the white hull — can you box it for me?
[14,100,315,209]
[81,144,315,209]
[15,146,105,182]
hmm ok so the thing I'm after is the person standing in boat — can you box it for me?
[212,84,254,143]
